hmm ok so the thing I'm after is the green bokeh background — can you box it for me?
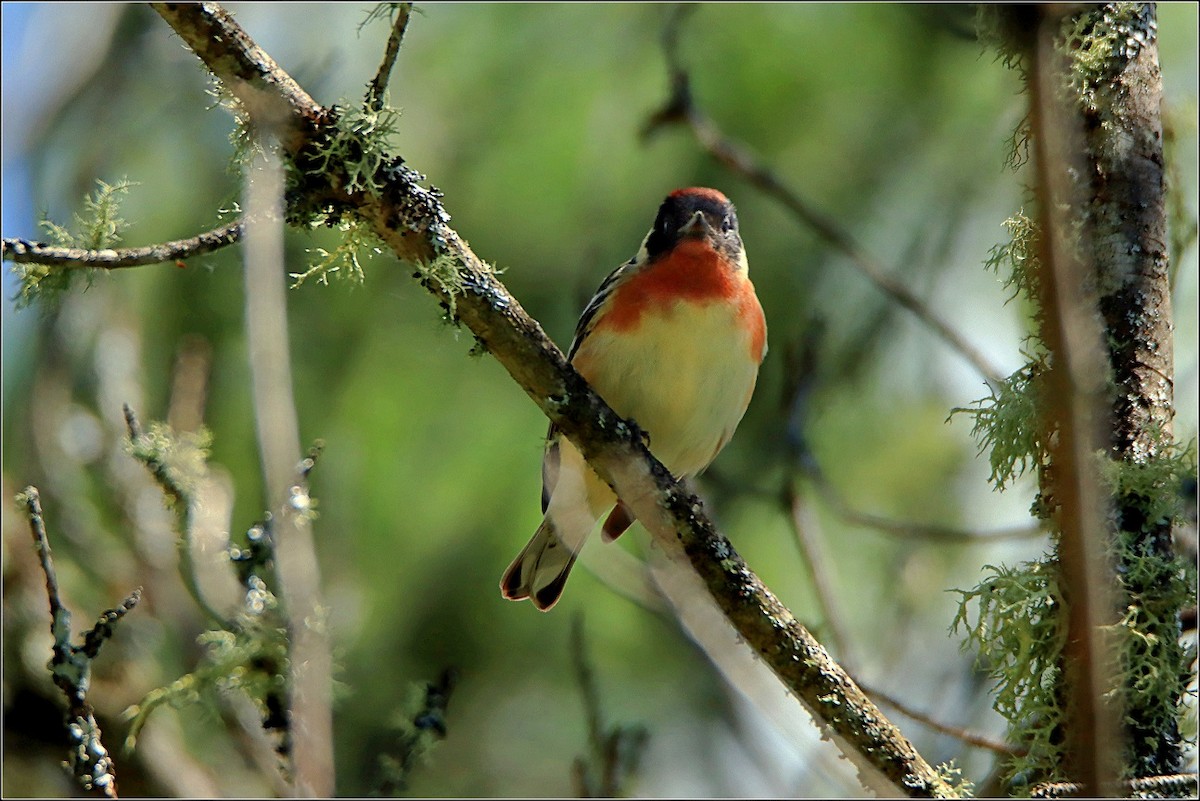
[2,3,1196,797]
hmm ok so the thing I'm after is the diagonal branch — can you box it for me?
[645,5,1007,390]
[150,3,955,795]
[2,220,243,270]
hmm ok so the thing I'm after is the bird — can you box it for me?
[500,187,767,611]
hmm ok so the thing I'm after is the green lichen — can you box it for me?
[291,217,385,288]
[125,422,213,505]
[374,670,457,795]
[12,178,136,309]
[1101,441,1199,778]
[974,5,1036,80]
[305,103,402,196]
[123,611,289,753]
[936,760,977,798]
[952,557,1070,790]
[953,359,1049,494]
[124,421,296,763]
[1057,3,1155,116]
[412,252,467,325]
[985,212,1041,311]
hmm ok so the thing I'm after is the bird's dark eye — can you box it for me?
[721,215,734,233]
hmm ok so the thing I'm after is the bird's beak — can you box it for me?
[678,210,712,238]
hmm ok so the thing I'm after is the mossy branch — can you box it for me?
[150,2,957,795]
[123,405,228,629]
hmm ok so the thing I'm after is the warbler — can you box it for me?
[501,187,767,611]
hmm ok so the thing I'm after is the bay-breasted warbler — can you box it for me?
[501,187,767,610]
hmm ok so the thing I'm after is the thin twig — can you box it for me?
[570,615,647,798]
[375,669,457,796]
[364,3,413,112]
[807,466,1045,543]
[704,462,1044,544]
[24,486,69,638]
[857,679,1020,758]
[784,482,854,666]
[645,6,1007,390]
[2,219,243,269]
[18,486,140,799]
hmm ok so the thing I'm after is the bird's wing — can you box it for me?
[565,256,638,359]
[541,256,639,511]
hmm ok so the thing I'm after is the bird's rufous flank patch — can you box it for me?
[739,288,767,363]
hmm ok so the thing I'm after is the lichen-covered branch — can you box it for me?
[150,2,956,795]
[17,486,141,799]
[1033,4,1190,786]
[965,3,1195,791]
[124,404,228,629]
[375,669,457,795]
[1,219,243,269]
[1029,9,1126,794]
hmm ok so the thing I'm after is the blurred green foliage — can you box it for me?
[2,3,1196,797]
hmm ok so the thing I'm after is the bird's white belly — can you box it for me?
[574,298,758,477]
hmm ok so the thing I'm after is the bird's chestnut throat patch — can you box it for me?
[599,239,746,332]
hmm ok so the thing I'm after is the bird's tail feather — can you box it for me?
[500,518,579,612]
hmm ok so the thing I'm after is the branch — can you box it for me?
[784,482,854,664]
[242,144,333,796]
[858,680,1020,758]
[375,669,457,796]
[1029,7,1124,794]
[124,404,230,629]
[571,615,647,797]
[645,5,1007,390]
[151,3,955,795]
[364,3,413,112]
[2,220,243,269]
[1029,3,1188,786]
[1029,773,1200,799]
[805,465,1045,544]
[18,486,141,799]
